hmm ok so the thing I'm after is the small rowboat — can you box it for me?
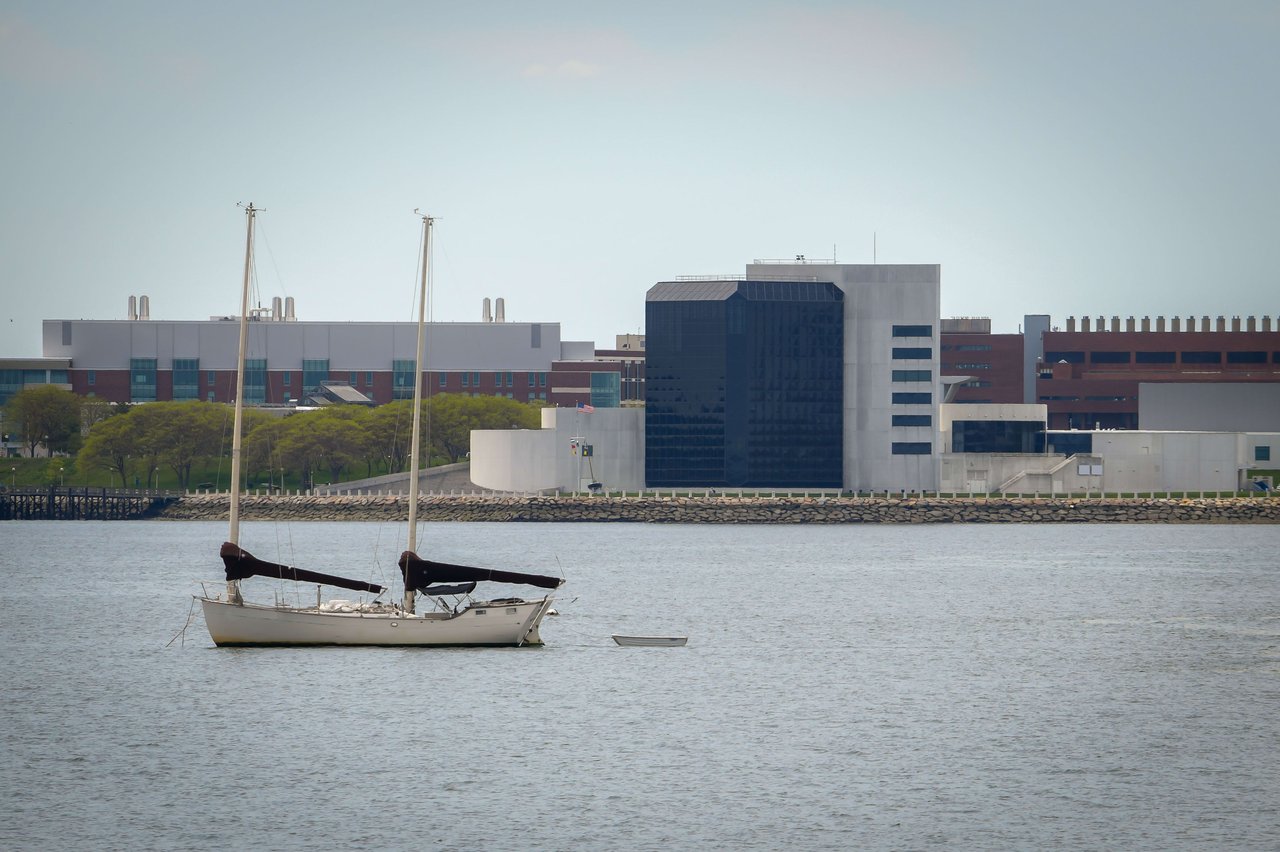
[612,635,688,647]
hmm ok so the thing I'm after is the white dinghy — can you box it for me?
[612,635,688,647]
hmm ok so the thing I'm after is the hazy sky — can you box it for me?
[2,0,1277,356]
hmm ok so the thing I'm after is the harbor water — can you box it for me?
[1,520,1277,850]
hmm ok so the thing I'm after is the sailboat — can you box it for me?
[198,206,563,646]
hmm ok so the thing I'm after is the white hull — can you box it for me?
[201,596,555,647]
[611,635,688,647]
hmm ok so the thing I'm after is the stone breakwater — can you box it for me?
[160,493,1280,524]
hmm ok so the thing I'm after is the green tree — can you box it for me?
[365,401,413,473]
[76,411,137,486]
[244,415,288,489]
[79,397,118,434]
[274,409,365,488]
[151,402,225,489]
[426,394,541,464]
[6,386,82,457]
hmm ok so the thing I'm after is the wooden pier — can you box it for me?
[0,486,181,521]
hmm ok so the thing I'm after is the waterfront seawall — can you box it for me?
[157,493,1280,524]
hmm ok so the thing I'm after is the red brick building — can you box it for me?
[939,318,1024,404]
[1036,315,1280,429]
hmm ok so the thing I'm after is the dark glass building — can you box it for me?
[645,279,844,488]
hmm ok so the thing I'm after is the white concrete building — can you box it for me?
[745,262,942,492]
[470,406,645,493]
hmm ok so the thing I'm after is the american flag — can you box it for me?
[577,402,595,413]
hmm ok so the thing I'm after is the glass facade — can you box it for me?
[1045,432,1093,456]
[392,359,416,399]
[951,420,1043,454]
[302,359,329,392]
[0,371,21,405]
[590,372,621,408]
[173,358,199,400]
[242,358,266,403]
[645,280,843,488]
[130,358,157,402]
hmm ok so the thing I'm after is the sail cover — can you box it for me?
[399,551,563,591]
[420,582,477,597]
[221,542,385,594]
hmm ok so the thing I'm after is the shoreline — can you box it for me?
[155,493,1280,524]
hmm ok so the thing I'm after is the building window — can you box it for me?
[892,325,933,338]
[1181,351,1221,364]
[892,414,932,427]
[1090,351,1130,364]
[891,442,932,455]
[242,359,266,403]
[1227,351,1266,364]
[892,347,931,360]
[472,371,481,387]
[173,358,200,401]
[892,392,932,405]
[283,372,291,386]
[953,344,992,351]
[590,372,621,408]
[891,370,931,382]
[1256,445,1271,462]
[539,372,547,387]
[208,370,216,384]
[1135,351,1176,364]
[439,373,447,388]
[366,371,373,385]
[87,370,96,386]
[1044,351,1085,364]
[952,421,1042,454]
[349,371,358,384]
[129,358,158,402]
[302,359,329,393]
[392,359,416,399]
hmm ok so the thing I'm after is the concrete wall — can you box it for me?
[43,319,564,371]
[1139,383,1280,432]
[1088,431,1241,492]
[470,406,645,492]
[1022,314,1050,403]
[945,430,1279,494]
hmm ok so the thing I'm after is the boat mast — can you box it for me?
[227,202,256,604]
[404,211,432,613]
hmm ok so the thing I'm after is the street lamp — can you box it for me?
[59,467,65,487]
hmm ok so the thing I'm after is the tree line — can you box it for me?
[3,386,542,490]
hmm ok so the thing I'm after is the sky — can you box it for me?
[2,0,1277,356]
